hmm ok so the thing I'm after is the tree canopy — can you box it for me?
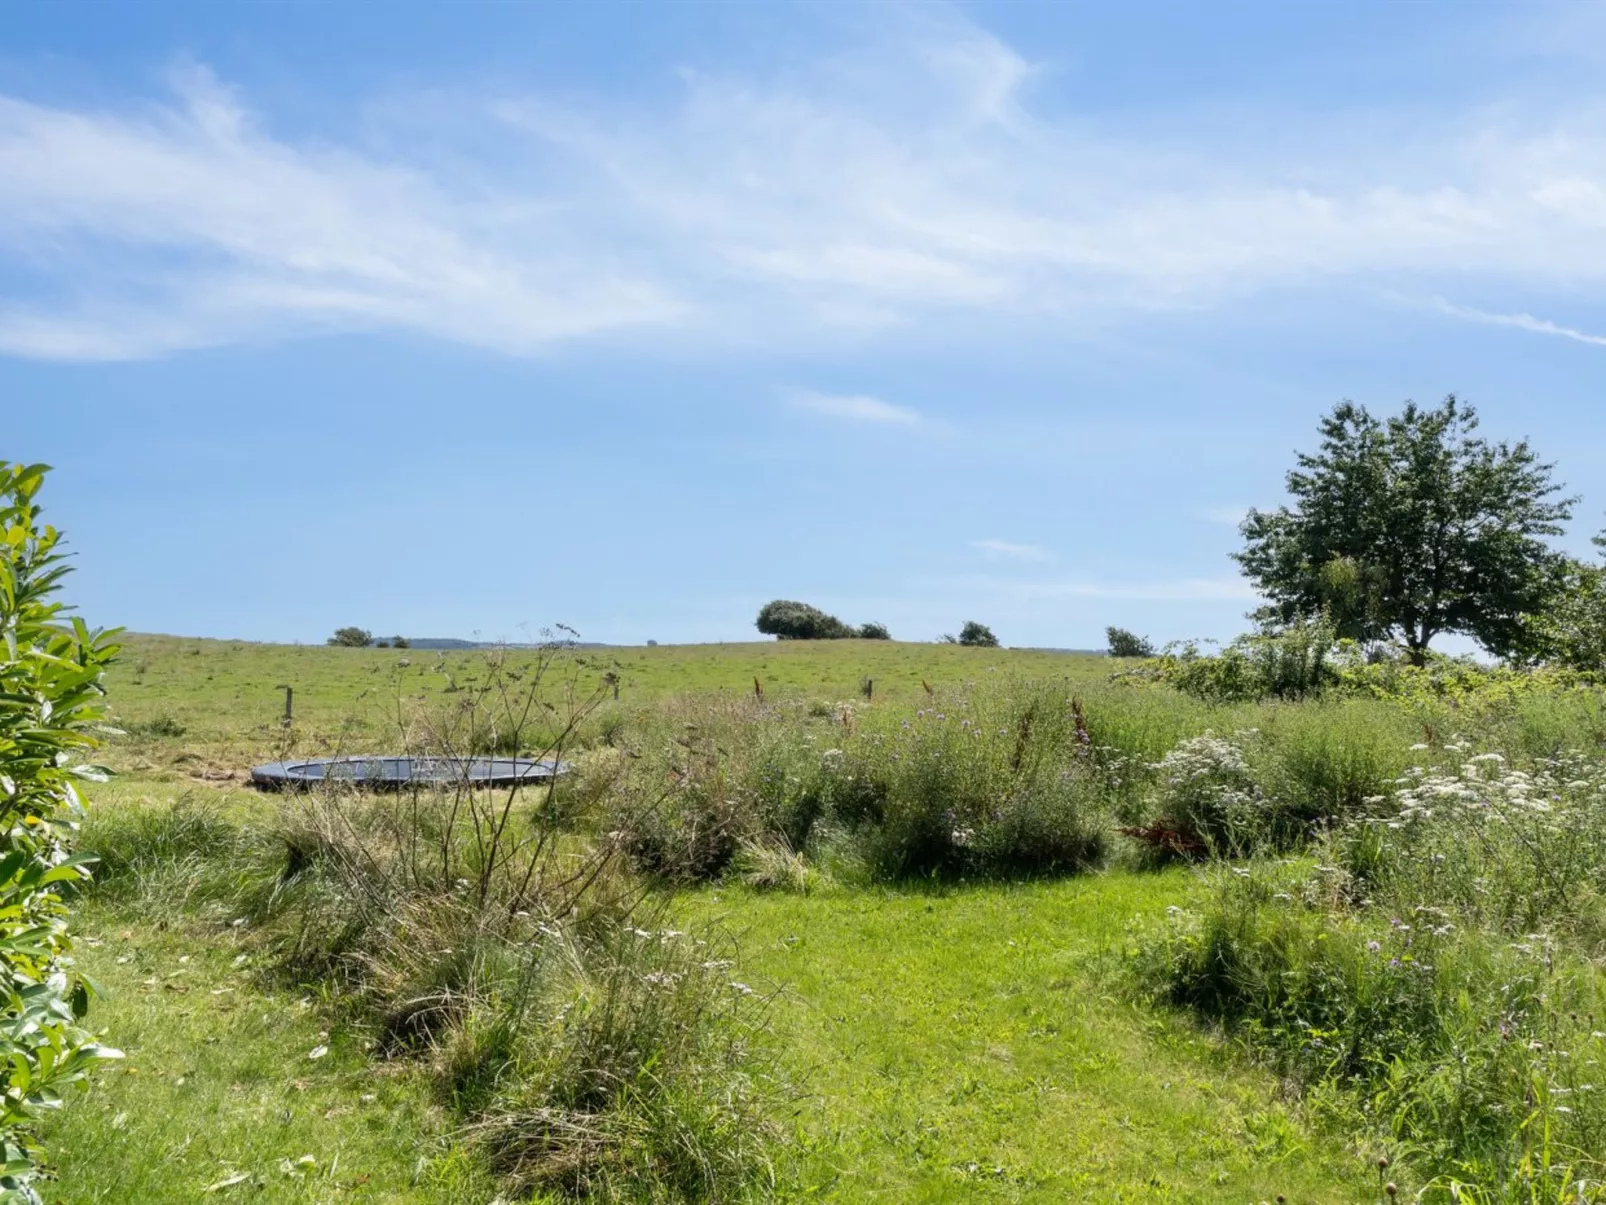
[328,626,374,647]
[755,600,856,640]
[1235,397,1573,664]
[1509,529,1606,670]
[1106,626,1155,658]
[958,621,999,648]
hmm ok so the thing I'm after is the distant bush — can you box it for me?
[1151,619,1338,702]
[755,600,856,640]
[328,626,373,647]
[392,635,410,649]
[858,621,891,640]
[1105,626,1155,658]
[957,621,999,648]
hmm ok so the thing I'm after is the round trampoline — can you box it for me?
[250,755,569,791]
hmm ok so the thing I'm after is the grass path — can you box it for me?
[686,874,1377,1203]
[39,860,1379,1203]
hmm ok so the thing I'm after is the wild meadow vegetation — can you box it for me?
[28,624,1606,1204]
[19,396,1606,1202]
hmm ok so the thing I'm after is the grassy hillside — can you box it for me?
[111,634,1103,730]
[104,634,1109,772]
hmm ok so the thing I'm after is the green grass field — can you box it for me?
[42,635,1400,1203]
[108,634,1104,757]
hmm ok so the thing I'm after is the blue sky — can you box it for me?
[8,1,1606,648]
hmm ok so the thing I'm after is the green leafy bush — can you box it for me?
[1135,863,1606,1197]
[1105,626,1155,658]
[754,600,855,640]
[857,621,891,640]
[327,626,373,647]
[1152,619,1339,702]
[0,462,123,1200]
[957,620,999,648]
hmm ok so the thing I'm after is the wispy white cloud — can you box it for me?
[790,391,921,425]
[7,12,1606,359]
[970,575,1259,602]
[1428,297,1606,348]
[970,538,1052,562]
[0,66,683,358]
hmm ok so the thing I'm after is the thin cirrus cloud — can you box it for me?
[6,11,1606,360]
[1427,298,1606,349]
[972,575,1260,602]
[970,538,1052,562]
[790,391,922,425]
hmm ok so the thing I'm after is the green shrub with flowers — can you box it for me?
[0,463,122,1202]
[1137,742,1606,1199]
[1136,862,1606,1199]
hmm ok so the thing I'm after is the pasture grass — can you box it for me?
[104,633,1108,764]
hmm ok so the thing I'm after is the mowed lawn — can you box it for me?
[685,878,1373,1203]
[35,636,1377,1202]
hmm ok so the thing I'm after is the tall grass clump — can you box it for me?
[83,792,269,910]
[201,641,785,1202]
[0,462,124,1201]
[1148,620,1340,703]
[1248,699,1418,824]
[454,919,777,1202]
[606,683,1111,883]
[826,681,1107,879]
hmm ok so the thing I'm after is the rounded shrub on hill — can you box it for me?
[754,600,856,640]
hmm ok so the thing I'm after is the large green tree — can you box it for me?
[1235,397,1573,665]
[1508,529,1606,671]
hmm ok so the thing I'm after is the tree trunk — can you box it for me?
[1405,627,1432,667]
